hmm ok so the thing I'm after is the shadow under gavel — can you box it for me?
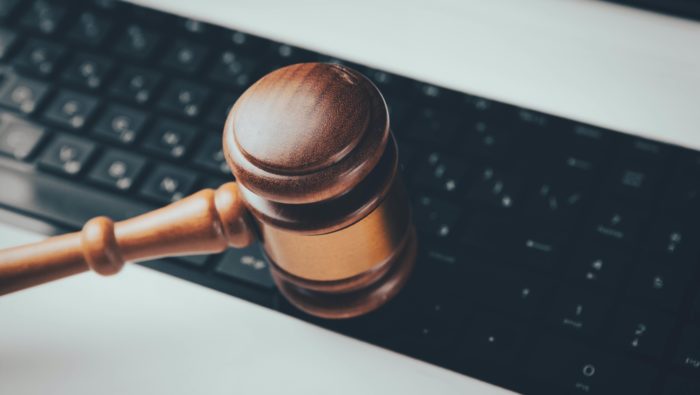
[0,63,416,319]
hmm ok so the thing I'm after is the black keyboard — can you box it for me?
[0,1,698,394]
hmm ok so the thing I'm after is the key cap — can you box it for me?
[589,203,643,243]
[13,39,65,77]
[161,39,208,74]
[93,104,148,145]
[607,162,659,207]
[0,27,18,60]
[0,113,46,160]
[406,106,456,145]
[627,262,688,311]
[67,11,113,47]
[413,151,466,195]
[19,0,66,35]
[645,216,700,271]
[139,164,197,204]
[205,92,237,126]
[267,43,313,69]
[61,53,113,90]
[467,165,520,210]
[141,118,197,160]
[525,179,586,227]
[611,306,673,358]
[191,133,230,175]
[109,67,161,105]
[37,134,96,176]
[516,228,561,272]
[662,152,700,216]
[0,76,49,114]
[664,376,700,395]
[526,337,656,394]
[226,30,267,53]
[215,244,275,289]
[0,0,20,19]
[88,149,146,192]
[157,79,209,119]
[456,312,528,376]
[462,211,516,252]
[462,263,552,319]
[674,324,700,372]
[114,24,160,60]
[175,253,212,267]
[42,90,99,130]
[209,50,259,90]
[567,243,628,289]
[549,289,610,336]
[412,193,461,239]
[462,117,513,160]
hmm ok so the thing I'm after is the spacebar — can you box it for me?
[0,161,154,230]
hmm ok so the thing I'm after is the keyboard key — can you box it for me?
[215,244,275,289]
[0,0,20,19]
[19,0,66,35]
[88,149,146,192]
[0,27,18,60]
[611,306,674,358]
[462,212,516,251]
[61,53,113,89]
[176,253,211,267]
[67,11,113,47]
[525,179,586,227]
[114,24,160,60]
[0,76,49,114]
[109,66,162,105]
[589,203,643,243]
[456,312,528,375]
[406,106,455,145]
[527,337,656,394]
[191,133,230,175]
[467,165,520,210]
[413,193,461,239]
[414,151,466,195]
[142,118,197,159]
[139,164,197,203]
[607,162,659,207]
[209,50,259,90]
[462,117,513,160]
[42,90,99,130]
[13,39,65,77]
[674,324,700,372]
[37,134,96,176]
[161,39,208,74]
[645,217,700,270]
[93,104,148,144]
[462,265,552,319]
[567,243,628,289]
[549,289,609,336]
[0,113,46,160]
[627,262,688,311]
[157,79,209,119]
[205,92,237,126]
[664,376,700,395]
[226,30,267,53]
[516,228,562,272]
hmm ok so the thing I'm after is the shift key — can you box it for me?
[0,113,46,160]
[215,244,275,290]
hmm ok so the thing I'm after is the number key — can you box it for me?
[37,135,96,176]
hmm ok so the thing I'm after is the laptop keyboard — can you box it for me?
[0,1,698,394]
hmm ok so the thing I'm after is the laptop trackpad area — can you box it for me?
[0,223,513,395]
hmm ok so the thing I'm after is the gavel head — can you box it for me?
[223,63,416,319]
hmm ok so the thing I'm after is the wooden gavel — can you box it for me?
[0,63,416,319]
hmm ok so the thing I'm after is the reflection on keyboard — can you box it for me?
[0,1,698,394]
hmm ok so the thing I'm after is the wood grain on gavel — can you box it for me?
[0,63,416,319]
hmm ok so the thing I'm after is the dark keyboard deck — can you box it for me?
[0,1,698,394]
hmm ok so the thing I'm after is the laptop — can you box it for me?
[0,0,699,393]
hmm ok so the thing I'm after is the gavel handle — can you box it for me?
[0,182,255,295]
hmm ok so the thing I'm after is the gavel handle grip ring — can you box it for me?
[0,182,255,296]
